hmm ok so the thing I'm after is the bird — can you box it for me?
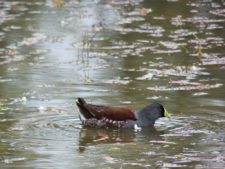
[76,97,170,128]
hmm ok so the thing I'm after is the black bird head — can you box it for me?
[136,103,170,127]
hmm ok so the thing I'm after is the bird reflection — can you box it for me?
[78,127,164,153]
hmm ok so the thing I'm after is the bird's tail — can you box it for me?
[76,98,86,106]
[76,98,93,120]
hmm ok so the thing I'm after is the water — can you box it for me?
[0,0,225,168]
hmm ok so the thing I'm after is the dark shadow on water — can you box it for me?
[78,127,164,153]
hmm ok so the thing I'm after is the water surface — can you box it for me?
[0,0,225,168]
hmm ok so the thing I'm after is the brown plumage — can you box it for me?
[76,97,169,128]
[76,98,136,121]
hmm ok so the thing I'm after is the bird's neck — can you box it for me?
[135,111,156,127]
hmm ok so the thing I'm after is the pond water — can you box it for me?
[0,0,225,168]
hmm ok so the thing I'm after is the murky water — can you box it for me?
[0,0,225,168]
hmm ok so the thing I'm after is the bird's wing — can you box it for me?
[76,98,136,121]
[87,104,137,121]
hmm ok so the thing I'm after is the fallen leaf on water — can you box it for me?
[93,133,109,142]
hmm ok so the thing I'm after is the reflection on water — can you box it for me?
[78,127,164,153]
[0,0,225,168]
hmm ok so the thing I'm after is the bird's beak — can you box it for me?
[164,109,170,118]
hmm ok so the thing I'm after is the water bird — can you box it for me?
[76,98,170,128]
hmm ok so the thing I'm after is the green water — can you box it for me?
[0,0,225,168]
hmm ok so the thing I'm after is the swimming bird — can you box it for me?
[76,98,170,128]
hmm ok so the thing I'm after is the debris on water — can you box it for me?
[93,134,109,142]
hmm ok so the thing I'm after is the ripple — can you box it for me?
[13,112,80,142]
